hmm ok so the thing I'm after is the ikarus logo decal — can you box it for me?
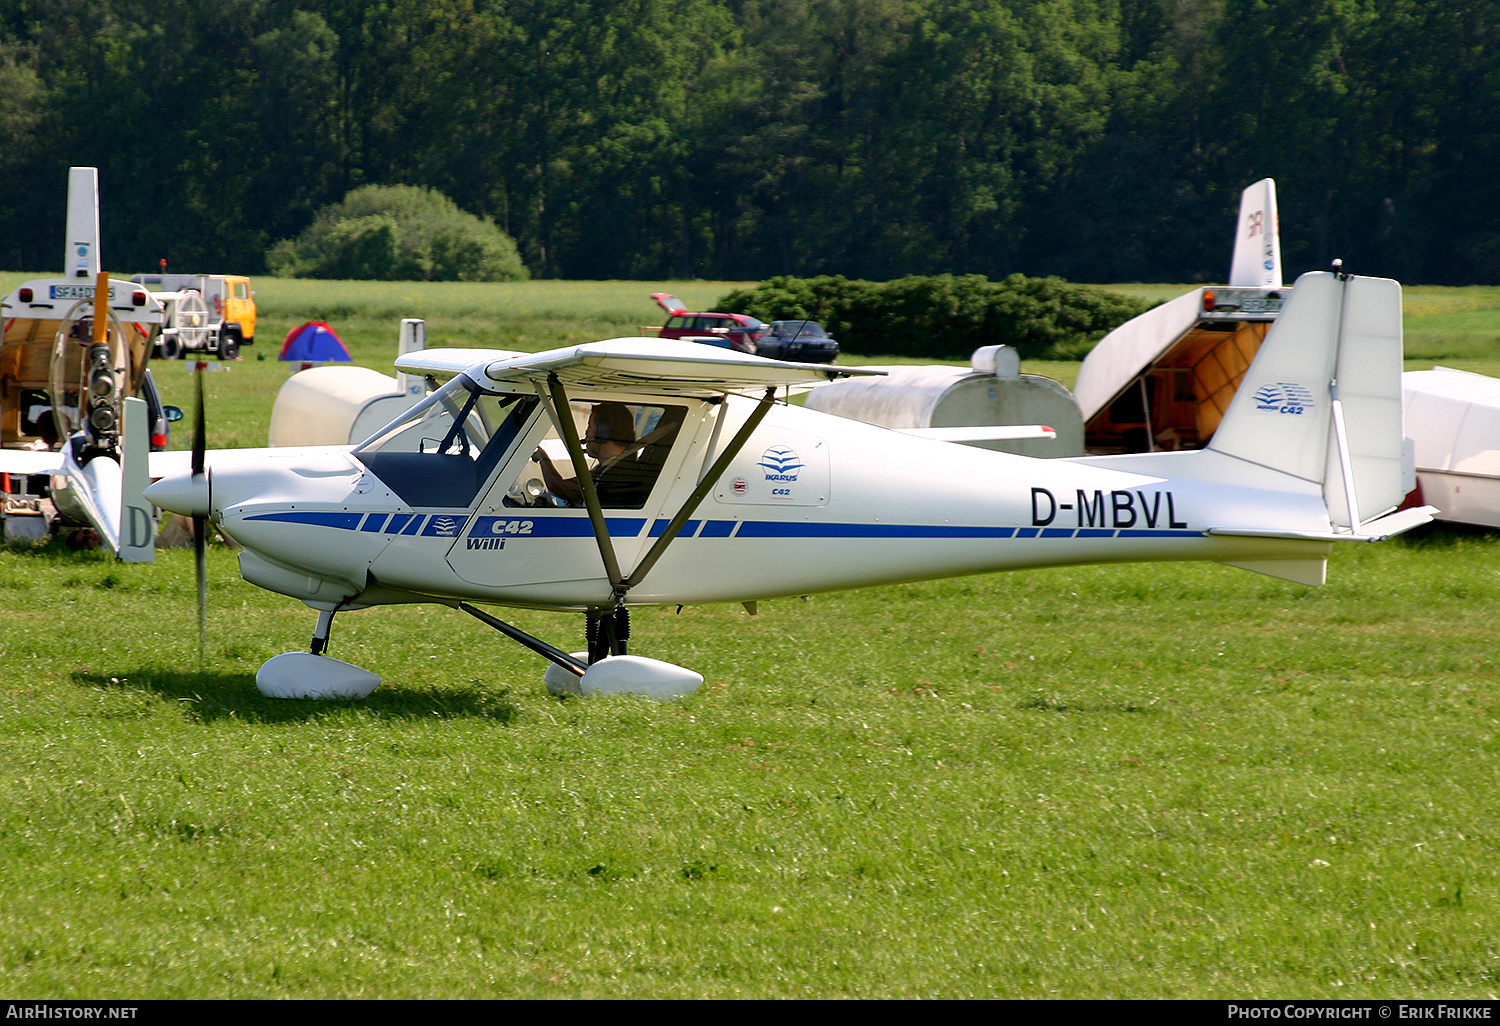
[716,431,829,507]
[428,516,463,537]
[758,446,804,482]
[1252,381,1315,415]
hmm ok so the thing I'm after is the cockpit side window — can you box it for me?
[505,401,687,510]
[354,375,538,507]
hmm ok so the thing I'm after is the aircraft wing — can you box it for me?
[0,449,67,475]
[459,338,883,398]
[391,348,531,381]
[895,425,1058,442]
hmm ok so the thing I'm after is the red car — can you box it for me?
[650,293,764,354]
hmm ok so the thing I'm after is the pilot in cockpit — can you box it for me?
[532,401,671,508]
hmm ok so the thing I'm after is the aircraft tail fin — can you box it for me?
[1229,178,1281,288]
[65,166,100,281]
[1208,270,1415,531]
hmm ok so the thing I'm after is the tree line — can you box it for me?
[0,0,1497,285]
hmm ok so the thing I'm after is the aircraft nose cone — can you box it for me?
[144,470,209,518]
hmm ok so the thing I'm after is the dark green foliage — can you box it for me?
[2,1,1500,283]
[267,186,528,282]
[718,274,1150,358]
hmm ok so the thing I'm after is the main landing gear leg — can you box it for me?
[460,602,700,702]
[585,606,630,664]
[310,609,335,655]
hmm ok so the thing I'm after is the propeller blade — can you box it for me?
[195,512,206,666]
[192,361,206,664]
[191,361,205,479]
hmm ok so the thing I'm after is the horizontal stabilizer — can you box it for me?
[1352,505,1438,541]
[0,449,66,475]
[1206,504,1436,543]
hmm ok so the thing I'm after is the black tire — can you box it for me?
[217,328,241,361]
[157,334,181,360]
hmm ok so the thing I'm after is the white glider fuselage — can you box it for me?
[205,394,1334,613]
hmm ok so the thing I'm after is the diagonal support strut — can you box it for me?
[622,386,778,591]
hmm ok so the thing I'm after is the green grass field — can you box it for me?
[1,532,1497,998]
[2,275,1500,997]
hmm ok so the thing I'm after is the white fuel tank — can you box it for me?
[804,345,1084,458]
[268,366,417,447]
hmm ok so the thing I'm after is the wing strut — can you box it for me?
[540,373,624,589]
[621,386,777,592]
[456,601,589,676]
[538,375,778,610]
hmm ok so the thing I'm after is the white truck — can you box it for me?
[131,272,256,360]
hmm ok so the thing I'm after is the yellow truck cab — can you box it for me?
[219,275,256,349]
[131,272,256,359]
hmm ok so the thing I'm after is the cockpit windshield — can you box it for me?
[353,374,538,507]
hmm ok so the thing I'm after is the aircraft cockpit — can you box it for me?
[352,373,538,508]
[507,399,687,510]
[351,372,688,511]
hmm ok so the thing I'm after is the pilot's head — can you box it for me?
[585,403,635,459]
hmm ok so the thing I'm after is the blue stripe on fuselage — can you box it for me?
[240,512,1202,541]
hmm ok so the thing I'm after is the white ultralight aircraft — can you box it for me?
[147,269,1435,701]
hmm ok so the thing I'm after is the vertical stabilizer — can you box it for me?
[1229,178,1281,288]
[1208,271,1407,529]
[65,167,101,280]
[119,397,155,562]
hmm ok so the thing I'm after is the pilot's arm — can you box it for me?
[532,447,583,503]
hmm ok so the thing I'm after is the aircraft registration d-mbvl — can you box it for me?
[147,270,1435,701]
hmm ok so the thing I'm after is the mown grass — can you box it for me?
[0,529,1497,998]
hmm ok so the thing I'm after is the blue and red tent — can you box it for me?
[280,322,351,362]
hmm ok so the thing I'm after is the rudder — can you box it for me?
[1208,270,1407,530]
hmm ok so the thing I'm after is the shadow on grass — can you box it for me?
[71,668,519,725]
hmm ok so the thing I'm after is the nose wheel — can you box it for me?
[253,607,382,700]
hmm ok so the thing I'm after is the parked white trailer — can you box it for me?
[1402,368,1500,528]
